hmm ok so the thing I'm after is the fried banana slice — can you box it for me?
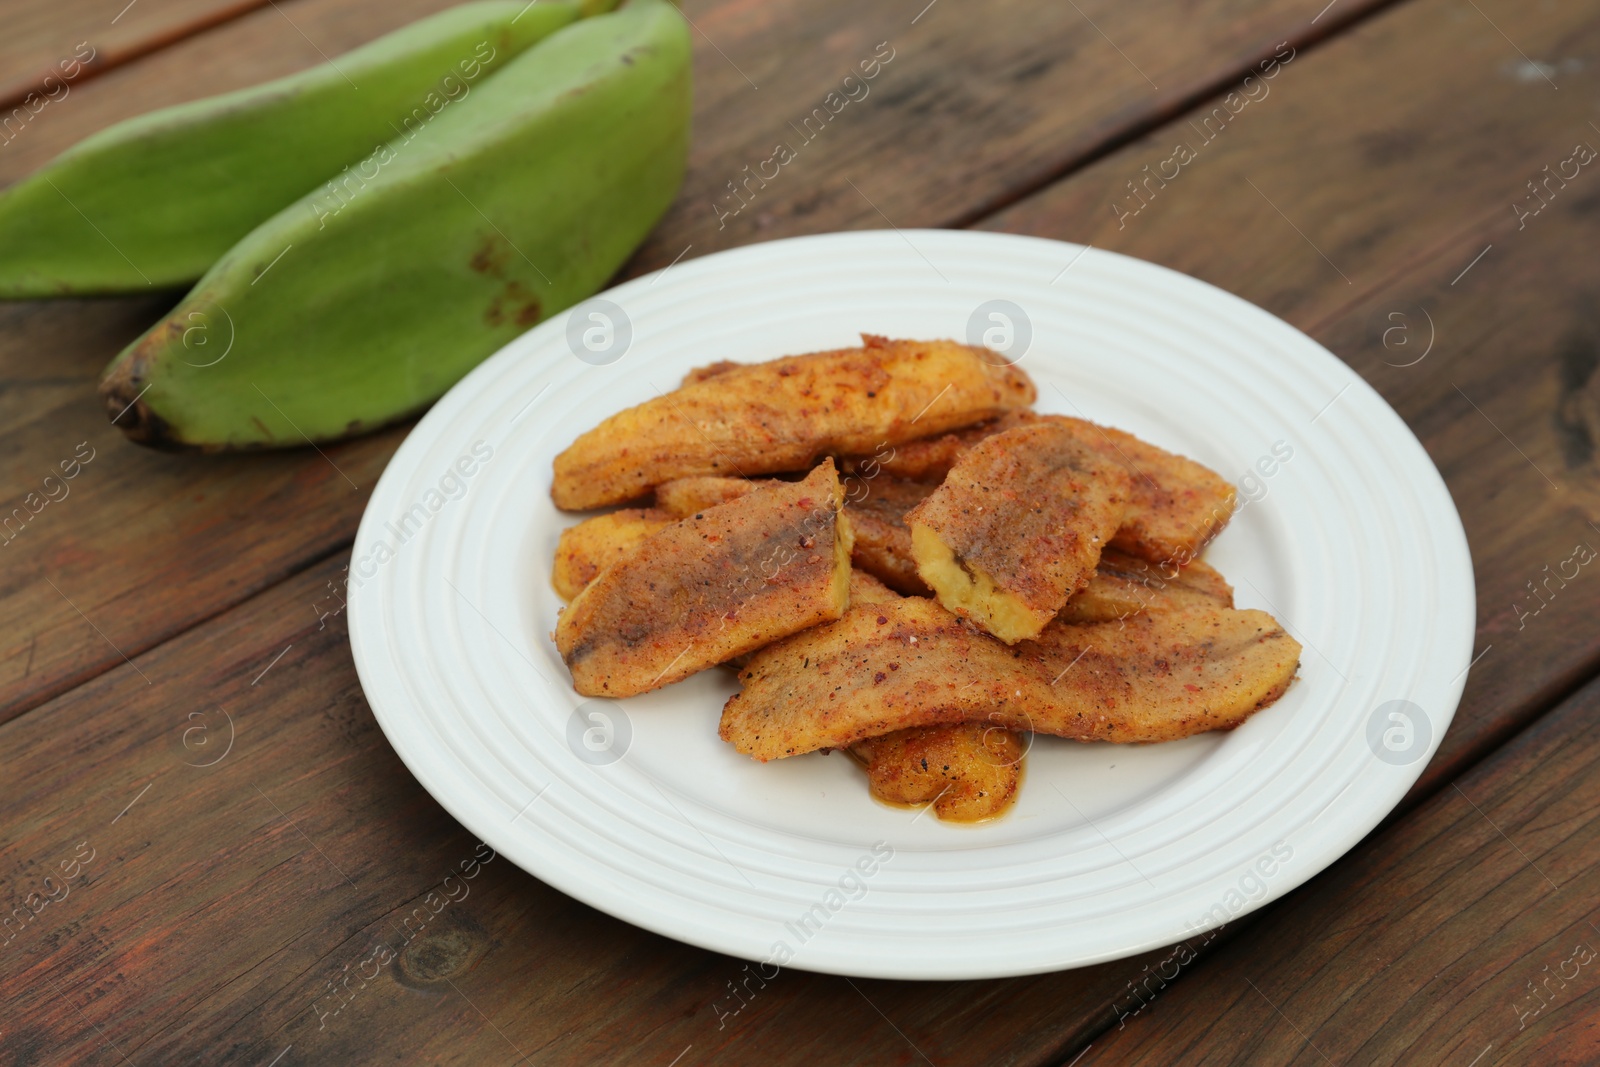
[1058,418,1237,567]
[720,588,1300,760]
[842,570,1027,821]
[906,421,1131,643]
[840,411,1038,482]
[658,473,939,596]
[682,360,742,385]
[850,414,1236,568]
[1060,550,1232,623]
[844,566,1226,810]
[655,475,772,516]
[550,335,1037,510]
[555,482,844,603]
[555,461,853,697]
[842,474,936,595]
[554,503,874,675]
[851,724,1024,822]
[845,568,901,606]
[550,508,676,601]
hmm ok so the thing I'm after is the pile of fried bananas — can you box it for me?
[549,335,1302,822]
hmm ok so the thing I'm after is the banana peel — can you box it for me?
[99,0,691,449]
[0,1,602,296]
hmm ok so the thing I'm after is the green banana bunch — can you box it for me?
[0,1,606,296]
[99,0,691,449]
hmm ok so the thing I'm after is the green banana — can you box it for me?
[0,1,605,297]
[99,0,691,449]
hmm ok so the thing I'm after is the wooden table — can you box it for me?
[4,0,1598,1062]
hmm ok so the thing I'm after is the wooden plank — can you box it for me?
[0,0,1401,722]
[6,576,1590,1063]
[10,0,1600,1062]
[0,0,272,114]
[9,352,1589,1067]
[979,0,1600,797]
[0,558,1133,1065]
[1071,675,1600,1065]
[0,0,466,184]
[622,0,1404,272]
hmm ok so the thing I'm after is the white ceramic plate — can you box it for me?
[348,230,1474,980]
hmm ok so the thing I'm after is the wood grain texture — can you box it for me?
[1074,673,1600,1066]
[0,0,271,113]
[0,0,465,185]
[0,556,1213,1066]
[620,0,1404,272]
[980,0,1600,799]
[0,0,1400,723]
[6,0,1600,1063]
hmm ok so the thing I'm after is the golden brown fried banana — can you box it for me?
[550,335,1037,509]
[553,500,888,678]
[842,570,1026,821]
[840,411,1038,482]
[846,569,901,605]
[851,414,1236,568]
[658,472,939,596]
[1059,550,1232,623]
[906,421,1131,643]
[1057,418,1237,567]
[554,509,892,673]
[555,461,853,697]
[548,509,1046,822]
[841,474,936,595]
[550,508,676,601]
[851,724,1024,822]
[720,587,1300,760]
[654,475,772,516]
[681,360,742,385]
